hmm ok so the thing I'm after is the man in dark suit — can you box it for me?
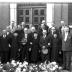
[26,26,36,63]
[9,32,19,60]
[39,30,52,62]
[62,26,72,70]
[0,30,10,63]
[20,27,29,62]
[38,20,49,37]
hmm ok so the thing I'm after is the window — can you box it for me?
[17,17,23,24]
[40,17,44,23]
[25,17,29,23]
[34,10,38,15]
[34,17,38,24]
[18,10,23,15]
[40,9,44,15]
[25,10,29,15]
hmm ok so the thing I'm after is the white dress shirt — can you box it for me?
[64,32,68,41]
[25,34,27,38]
[3,35,6,38]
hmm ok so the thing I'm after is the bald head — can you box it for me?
[31,26,36,33]
[61,21,65,26]
[24,28,28,34]
[64,26,69,32]
[43,30,47,35]
[42,20,45,24]
[2,30,7,35]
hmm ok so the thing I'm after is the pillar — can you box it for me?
[10,3,17,29]
[46,3,54,28]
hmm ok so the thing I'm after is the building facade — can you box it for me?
[0,3,71,35]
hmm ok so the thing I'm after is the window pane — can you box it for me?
[34,17,38,24]
[40,17,44,23]
[25,17,29,23]
[17,17,23,24]
[40,9,44,15]
[34,10,38,15]
[25,10,29,15]
[18,10,23,15]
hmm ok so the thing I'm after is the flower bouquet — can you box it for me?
[46,62,59,72]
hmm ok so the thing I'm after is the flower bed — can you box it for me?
[0,60,62,72]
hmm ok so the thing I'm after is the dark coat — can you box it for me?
[0,35,10,51]
[39,34,52,61]
[30,34,40,62]
[39,35,52,49]
[62,33,72,51]
[10,33,19,59]
[51,35,60,61]
[38,25,49,37]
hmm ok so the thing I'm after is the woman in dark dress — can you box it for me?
[30,31,40,63]
[51,33,60,62]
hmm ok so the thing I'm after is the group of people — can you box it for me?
[0,20,72,70]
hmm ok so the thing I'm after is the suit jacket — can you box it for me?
[0,35,10,51]
[39,35,52,49]
[38,25,49,37]
[62,33,72,51]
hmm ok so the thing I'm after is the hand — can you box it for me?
[22,43,26,45]
[9,44,11,47]
[29,48,31,51]
[30,42,32,45]
[18,49,20,52]
[42,46,45,49]
[48,43,50,45]
[59,51,61,54]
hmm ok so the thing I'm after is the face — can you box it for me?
[31,27,35,33]
[34,33,38,37]
[41,24,45,29]
[21,22,25,29]
[24,28,28,34]
[13,33,18,37]
[42,20,45,24]
[17,25,22,30]
[2,30,6,35]
[61,21,65,26]
[64,28,69,32]
[54,34,57,38]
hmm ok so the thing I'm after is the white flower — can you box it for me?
[46,62,58,71]
[23,61,28,67]
[23,68,27,72]
[17,61,20,65]
[51,62,56,65]
[15,67,21,72]
[48,43,50,45]
[11,60,15,64]
[18,62,23,68]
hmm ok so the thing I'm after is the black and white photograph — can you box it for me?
[0,0,71,72]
